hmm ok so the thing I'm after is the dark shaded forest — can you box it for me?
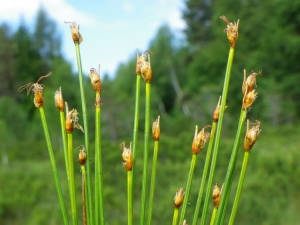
[1,0,300,224]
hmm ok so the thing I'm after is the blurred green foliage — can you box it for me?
[1,1,300,224]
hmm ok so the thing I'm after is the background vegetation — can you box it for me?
[1,0,300,224]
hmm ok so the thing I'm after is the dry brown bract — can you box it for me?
[18,72,52,107]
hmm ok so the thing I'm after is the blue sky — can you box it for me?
[0,0,186,76]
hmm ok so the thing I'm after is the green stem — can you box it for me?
[131,74,141,222]
[59,110,71,193]
[67,132,78,225]
[74,43,93,225]
[209,208,218,225]
[38,107,69,225]
[147,140,159,225]
[172,208,179,225]
[179,154,197,224]
[214,109,246,225]
[200,47,235,225]
[81,165,87,225]
[95,92,105,225]
[228,151,250,225]
[140,82,151,225]
[127,170,133,225]
[192,122,217,225]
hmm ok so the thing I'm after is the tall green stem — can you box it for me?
[81,165,87,225]
[140,82,151,225]
[172,208,179,225]
[228,151,250,225]
[127,170,133,225]
[147,140,159,225]
[67,132,78,225]
[131,74,141,223]
[95,92,105,225]
[214,109,246,225]
[209,208,218,225]
[192,122,217,225]
[200,47,235,225]
[39,107,69,225]
[179,154,197,224]
[74,43,93,225]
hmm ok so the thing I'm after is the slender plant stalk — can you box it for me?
[59,111,71,192]
[38,107,69,225]
[214,109,247,225]
[209,208,218,225]
[192,122,217,225]
[74,43,93,225]
[127,170,133,225]
[95,92,105,225]
[200,46,235,225]
[81,165,87,225]
[67,132,78,225]
[172,208,180,225]
[140,82,151,225]
[131,74,141,224]
[228,151,250,225]
[179,154,197,224]
[147,140,159,225]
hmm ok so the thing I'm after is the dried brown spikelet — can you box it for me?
[120,142,133,171]
[174,188,185,208]
[54,87,64,111]
[89,67,101,93]
[212,183,221,208]
[152,115,161,141]
[244,120,261,151]
[213,96,228,122]
[220,15,239,48]
[242,69,262,95]
[78,145,87,165]
[65,21,83,44]
[191,125,211,155]
[65,102,84,133]
[242,89,258,110]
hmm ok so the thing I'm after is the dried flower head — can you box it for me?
[220,15,239,48]
[192,125,211,155]
[136,50,152,82]
[89,67,101,93]
[242,69,262,95]
[65,21,83,44]
[18,72,52,108]
[152,115,161,141]
[65,102,84,133]
[242,89,258,110]
[182,220,188,225]
[54,87,64,111]
[174,188,185,208]
[212,183,222,208]
[78,145,87,165]
[244,120,261,151]
[120,142,133,171]
[213,96,228,122]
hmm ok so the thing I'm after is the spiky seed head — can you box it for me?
[212,183,221,208]
[220,15,239,48]
[54,87,64,111]
[174,188,185,208]
[78,145,87,165]
[152,115,161,140]
[120,142,133,171]
[65,21,83,44]
[191,125,211,155]
[242,69,262,95]
[65,102,84,133]
[244,120,261,151]
[89,68,101,93]
[213,96,228,122]
[242,89,258,110]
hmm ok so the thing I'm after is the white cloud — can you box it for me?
[167,9,186,30]
[122,2,133,12]
[0,0,97,27]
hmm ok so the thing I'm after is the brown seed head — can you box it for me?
[65,21,83,44]
[220,15,239,48]
[18,72,52,108]
[242,89,258,110]
[152,115,161,141]
[65,102,84,133]
[120,142,133,171]
[174,188,185,208]
[242,69,262,95]
[89,67,101,93]
[244,120,261,151]
[78,145,87,165]
[212,183,221,208]
[213,96,228,122]
[136,50,152,82]
[192,125,211,155]
[54,87,64,111]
